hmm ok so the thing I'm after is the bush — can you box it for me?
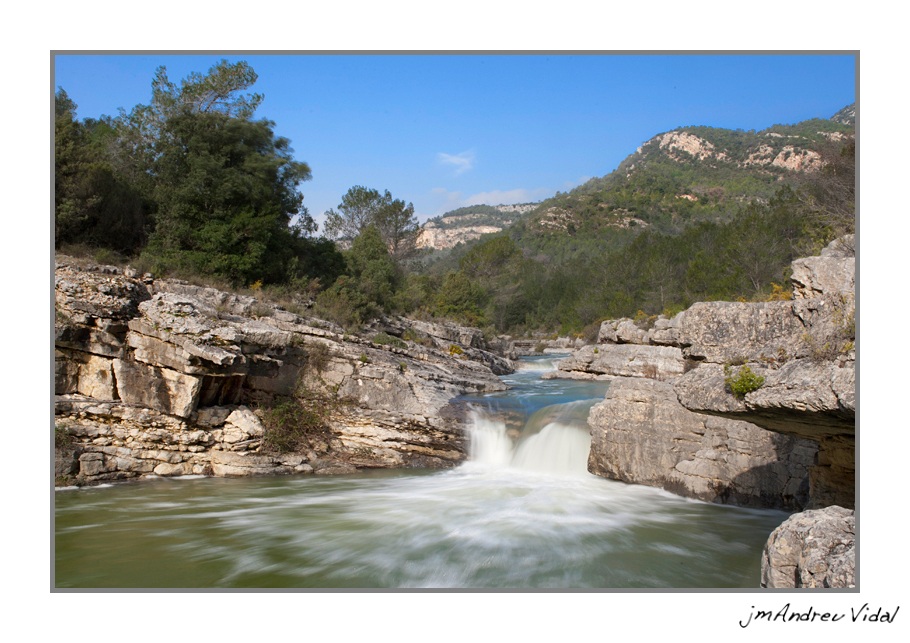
[54,424,73,449]
[259,360,346,454]
[724,364,765,398]
[314,279,371,330]
[260,397,327,453]
[372,332,407,349]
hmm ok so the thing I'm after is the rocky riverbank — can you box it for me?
[550,236,856,587]
[54,256,515,485]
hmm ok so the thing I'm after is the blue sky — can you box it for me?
[54,54,855,231]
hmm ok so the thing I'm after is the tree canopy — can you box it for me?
[324,185,421,262]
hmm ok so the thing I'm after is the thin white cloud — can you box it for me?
[565,176,592,190]
[437,150,476,175]
[464,187,551,206]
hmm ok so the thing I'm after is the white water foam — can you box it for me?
[467,405,593,476]
[467,410,513,466]
[512,422,592,475]
[515,358,561,373]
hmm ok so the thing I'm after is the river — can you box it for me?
[54,355,789,588]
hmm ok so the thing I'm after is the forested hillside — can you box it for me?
[55,62,854,339]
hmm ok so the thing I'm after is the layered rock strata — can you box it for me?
[54,257,511,484]
[544,344,686,381]
[672,236,855,509]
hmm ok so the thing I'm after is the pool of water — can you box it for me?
[54,355,789,588]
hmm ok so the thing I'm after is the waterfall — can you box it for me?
[467,402,594,476]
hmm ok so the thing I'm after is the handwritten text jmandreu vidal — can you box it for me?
[739,603,900,628]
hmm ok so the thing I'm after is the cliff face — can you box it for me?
[586,377,815,510]
[415,223,506,249]
[673,236,855,510]
[551,314,819,511]
[550,236,854,515]
[54,257,512,485]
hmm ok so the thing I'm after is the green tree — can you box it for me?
[109,60,266,200]
[458,235,520,282]
[345,224,399,311]
[143,110,313,285]
[436,271,486,323]
[376,196,421,262]
[55,88,149,253]
[324,186,420,262]
[324,186,383,241]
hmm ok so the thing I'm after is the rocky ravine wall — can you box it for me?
[672,237,855,510]
[551,236,856,587]
[550,320,819,511]
[54,257,514,484]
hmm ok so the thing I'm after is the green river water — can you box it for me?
[54,355,790,588]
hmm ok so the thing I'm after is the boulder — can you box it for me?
[790,235,855,300]
[760,506,855,588]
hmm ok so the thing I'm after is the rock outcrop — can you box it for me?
[673,236,855,509]
[549,236,855,520]
[587,377,816,510]
[760,506,855,588]
[54,256,512,485]
[545,344,686,381]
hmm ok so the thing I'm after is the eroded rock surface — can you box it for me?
[547,344,686,381]
[760,506,855,588]
[54,256,511,484]
[587,377,816,510]
[671,236,856,509]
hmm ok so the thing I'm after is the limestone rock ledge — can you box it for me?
[586,377,817,510]
[670,237,855,509]
[761,506,855,588]
[54,256,510,485]
[551,343,686,381]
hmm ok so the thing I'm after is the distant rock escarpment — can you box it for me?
[416,203,536,250]
[416,222,505,250]
[54,257,514,485]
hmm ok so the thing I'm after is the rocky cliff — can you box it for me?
[550,317,820,511]
[549,236,856,587]
[548,236,855,513]
[54,256,513,485]
[673,236,855,509]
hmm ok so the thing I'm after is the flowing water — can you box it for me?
[54,355,789,588]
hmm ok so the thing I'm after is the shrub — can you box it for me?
[259,360,349,454]
[305,342,330,373]
[54,424,73,449]
[372,332,407,349]
[260,397,326,453]
[724,364,765,398]
[448,344,464,356]
[314,279,370,331]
